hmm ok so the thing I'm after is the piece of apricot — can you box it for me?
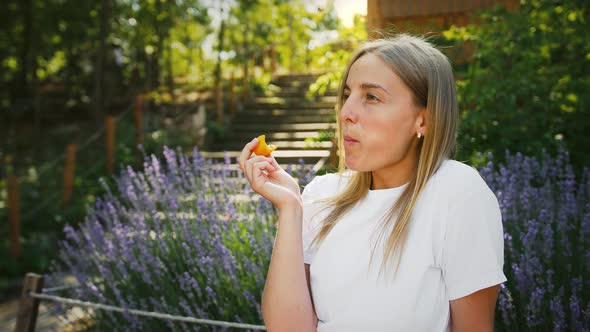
[252,135,277,156]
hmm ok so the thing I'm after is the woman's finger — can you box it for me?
[244,155,273,182]
[250,160,275,189]
[238,137,259,171]
[253,160,274,177]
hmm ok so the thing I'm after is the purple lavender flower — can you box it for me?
[570,294,582,331]
[526,287,545,327]
[550,291,566,332]
[48,147,302,331]
[48,145,588,331]
[479,149,589,331]
[497,283,515,327]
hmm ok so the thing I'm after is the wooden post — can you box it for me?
[14,273,44,332]
[241,71,248,102]
[215,81,223,126]
[261,46,267,72]
[133,95,144,164]
[229,75,236,116]
[63,144,77,206]
[270,46,277,74]
[267,47,273,72]
[105,115,115,175]
[8,175,20,257]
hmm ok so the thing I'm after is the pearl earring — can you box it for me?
[417,132,422,139]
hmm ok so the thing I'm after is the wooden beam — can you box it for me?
[8,175,20,257]
[134,95,144,165]
[63,144,76,206]
[14,273,44,332]
[105,115,115,175]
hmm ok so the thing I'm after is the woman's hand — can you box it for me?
[239,137,302,209]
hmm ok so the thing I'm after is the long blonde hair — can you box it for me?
[312,34,459,277]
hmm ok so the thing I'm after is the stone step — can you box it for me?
[235,108,335,116]
[252,95,338,104]
[245,101,335,109]
[233,114,335,124]
[201,162,316,171]
[272,75,320,84]
[199,164,324,186]
[226,131,331,141]
[231,122,336,132]
[208,73,338,169]
[201,150,330,164]
[273,72,321,78]
[264,85,308,93]
[265,86,338,97]
[212,140,333,151]
[272,74,319,81]
[272,91,338,98]
[263,85,337,94]
[269,80,316,89]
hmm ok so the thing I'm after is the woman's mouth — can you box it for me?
[343,135,359,147]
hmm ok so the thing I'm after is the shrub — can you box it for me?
[47,147,314,331]
[444,0,590,170]
[48,145,589,331]
[478,150,590,331]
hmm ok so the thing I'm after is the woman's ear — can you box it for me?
[415,109,427,136]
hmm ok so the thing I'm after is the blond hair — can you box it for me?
[312,34,459,278]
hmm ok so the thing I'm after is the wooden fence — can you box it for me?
[3,67,257,260]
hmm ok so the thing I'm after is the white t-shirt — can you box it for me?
[302,159,507,332]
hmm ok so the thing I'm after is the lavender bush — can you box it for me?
[47,147,314,331]
[47,146,588,331]
[478,150,590,331]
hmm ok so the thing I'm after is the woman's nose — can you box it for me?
[339,95,358,123]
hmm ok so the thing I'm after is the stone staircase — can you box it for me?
[206,73,338,169]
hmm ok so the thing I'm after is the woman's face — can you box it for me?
[339,53,425,175]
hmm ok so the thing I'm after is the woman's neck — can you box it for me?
[370,152,418,190]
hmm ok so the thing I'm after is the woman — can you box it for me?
[239,34,506,332]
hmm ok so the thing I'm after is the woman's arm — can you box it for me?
[261,206,317,331]
[238,138,316,331]
[305,263,318,326]
[449,284,499,332]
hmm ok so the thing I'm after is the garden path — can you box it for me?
[205,72,338,169]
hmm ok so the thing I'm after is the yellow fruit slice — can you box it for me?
[253,135,277,156]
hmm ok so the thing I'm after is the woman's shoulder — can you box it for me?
[429,159,493,197]
[301,171,351,202]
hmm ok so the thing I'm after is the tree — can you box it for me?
[93,0,113,122]
[443,0,590,170]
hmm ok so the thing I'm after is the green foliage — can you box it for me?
[222,0,342,76]
[0,106,202,286]
[0,0,350,290]
[442,0,590,170]
[304,128,336,150]
[308,14,368,98]
[207,120,226,141]
[1,0,343,115]
[250,71,272,93]
[0,0,212,113]
[0,110,138,283]
[307,70,341,98]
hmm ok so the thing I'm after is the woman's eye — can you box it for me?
[342,92,350,100]
[367,94,379,102]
